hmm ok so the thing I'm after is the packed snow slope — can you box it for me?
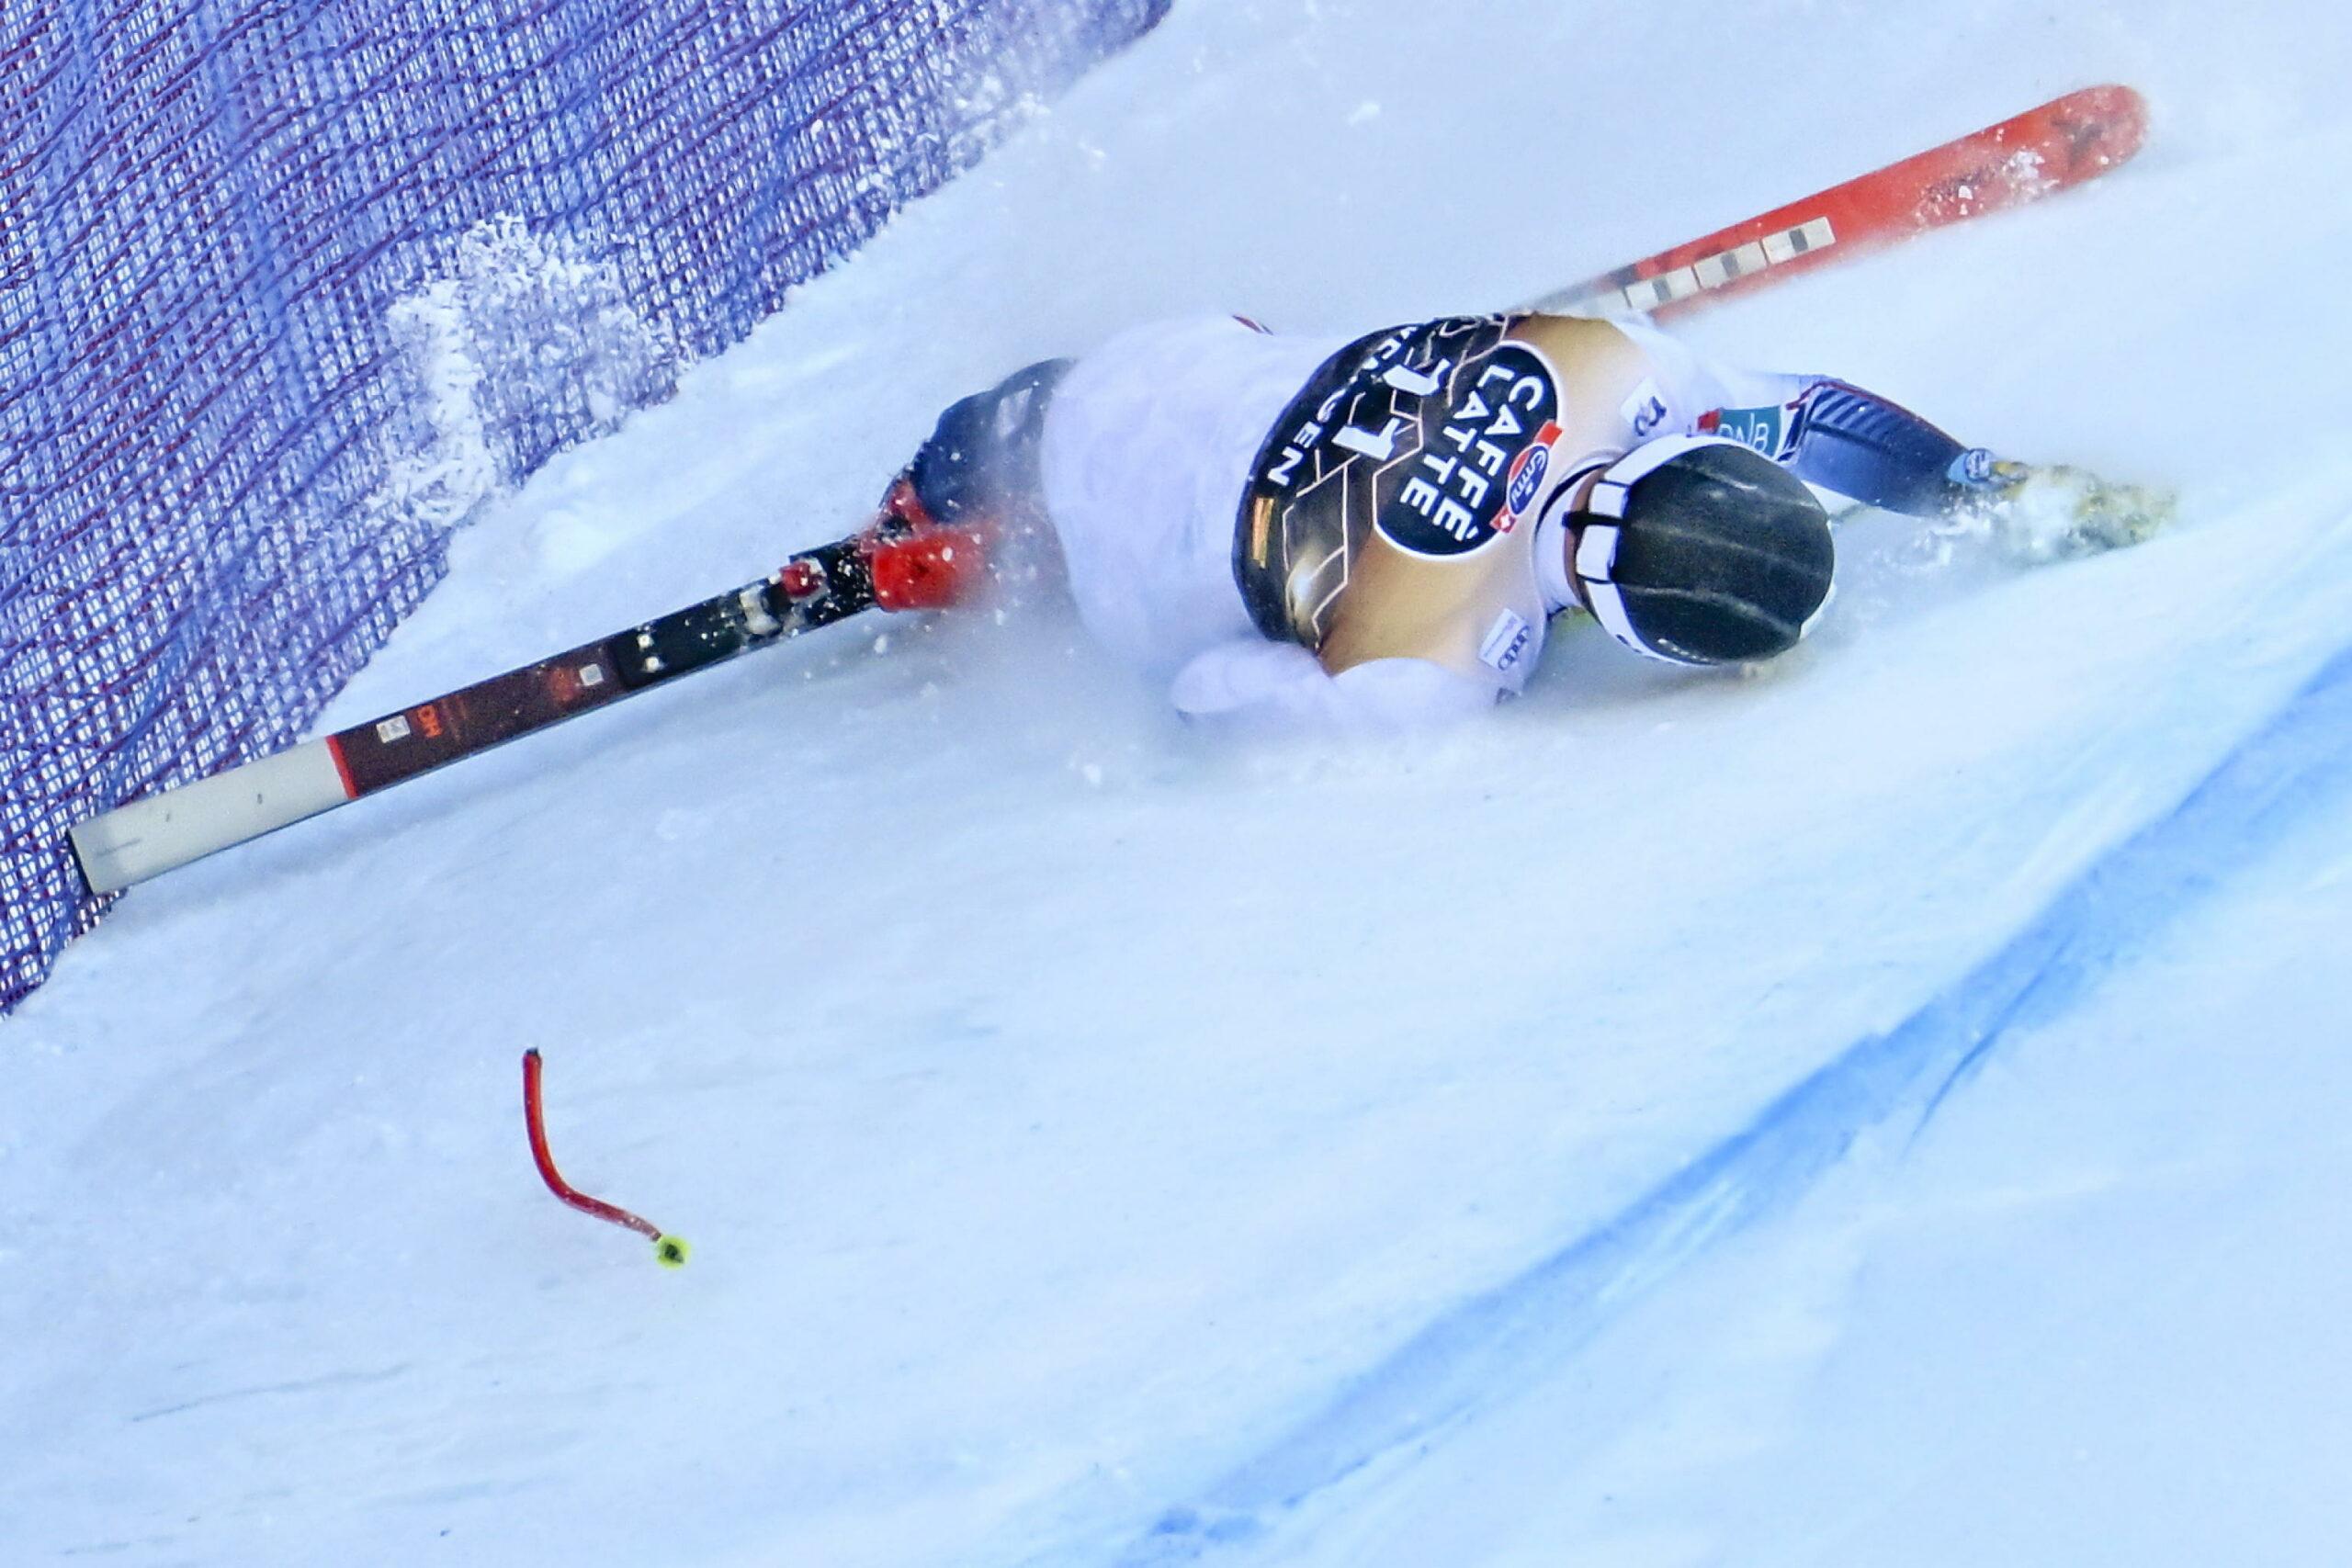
[7,2,2352,1564]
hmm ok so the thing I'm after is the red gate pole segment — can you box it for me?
[522,1048,690,1268]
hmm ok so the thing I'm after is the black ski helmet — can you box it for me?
[1570,434,1835,665]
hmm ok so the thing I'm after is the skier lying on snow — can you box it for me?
[859,312,2169,726]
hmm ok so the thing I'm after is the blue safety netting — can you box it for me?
[0,0,1169,1013]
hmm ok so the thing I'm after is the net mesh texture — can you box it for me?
[0,0,1169,1013]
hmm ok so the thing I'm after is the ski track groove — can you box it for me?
[1091,633,2352,1566]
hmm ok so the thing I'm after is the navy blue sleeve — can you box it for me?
[1603,320,1991,519]
[1785,380,1984,517]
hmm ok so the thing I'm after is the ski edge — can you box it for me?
[1528,84,2150,321]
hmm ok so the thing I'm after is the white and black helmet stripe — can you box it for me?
[1532,464,1604,615]
[1573,435,1757,665]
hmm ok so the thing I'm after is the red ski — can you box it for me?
[1535,85,2149,320]
[67,516,984,895]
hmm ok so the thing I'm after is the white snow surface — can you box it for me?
[9,2,2352,1563]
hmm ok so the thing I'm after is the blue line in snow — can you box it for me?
[1111,639,2352,1564]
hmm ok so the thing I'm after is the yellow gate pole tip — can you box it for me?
[654,1235,691,1269]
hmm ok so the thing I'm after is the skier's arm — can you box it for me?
[1784,377,2003,515]
[1611,319,2004,517]
[1168,638,1498,732]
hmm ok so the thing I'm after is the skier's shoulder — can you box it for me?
[1506,311,1680,381]
[1512,312,1802,433]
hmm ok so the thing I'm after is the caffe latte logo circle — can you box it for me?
[1374,344,1562,559]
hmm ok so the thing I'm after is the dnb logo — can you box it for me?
[1376,344,1563,559]
[1698,400,1805,461]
